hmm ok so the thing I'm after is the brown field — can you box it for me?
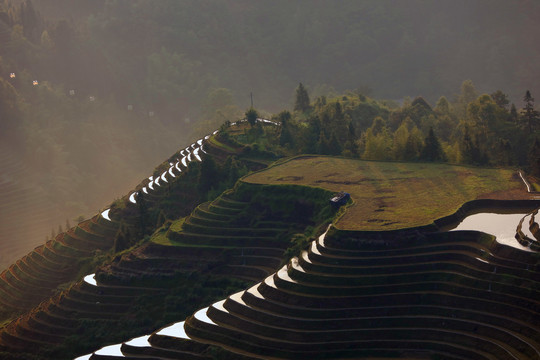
[242,156,530,231]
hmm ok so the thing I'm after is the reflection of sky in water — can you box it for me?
[100,209,111,221]
[194,307,216,325]
[83,274,97,286]
[125,335,151,347]
[94,343,123,356]
[156,321,189,339]
[450,212,531,251]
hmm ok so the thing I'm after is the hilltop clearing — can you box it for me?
[243,156,529,231]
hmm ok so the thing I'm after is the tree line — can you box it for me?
[245,81,540,176]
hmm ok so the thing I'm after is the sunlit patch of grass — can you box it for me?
[243,156,527,231]
[150,219,185,246]
[208,135,237,153]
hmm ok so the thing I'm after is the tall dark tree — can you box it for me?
[420,127,445,161]
[245,107,259,127]
[491,90,509,109]
[277,110,294,147]
[294,82,310,113]
[521,90,540,132]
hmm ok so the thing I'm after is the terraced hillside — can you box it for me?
[80,224,540,360]
[0,181,334,358]
[0,213,119,318]
[0,143,58,271]
[1,120,313,358]
[3,119,540,359]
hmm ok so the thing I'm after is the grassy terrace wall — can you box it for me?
[157,181,337,284]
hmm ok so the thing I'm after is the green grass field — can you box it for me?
[242,156,529,231]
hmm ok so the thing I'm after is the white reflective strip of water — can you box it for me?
[181,156,187,167]
[156,321,189,339]
[129,193,137,204]
[161,171,168,183]
[197,139,203,146]
[300,251,313,264]
[246,284,264,299]
[148,176,153,181]
[310,240,321,255]
[142,187,148,194]
[175,162,182,172]
[187,153,192,162]
[212,299,228,313]
[168,167,176,177]
[101,209,111,221]
[194,147,199,155]
[194,307,216,325]
[94,343,124,356]
[191,143,196,149]
[264,275,277,289]
[450,212,531,251]
[185,147,191,153]
[200,145,207,154]
[205,135,210,140]
[124,335,151,347]
[155,177,161,186]
[148,181,154,190]
[73,354,91,360]
[229,291,246,305]
[277,266,297,283]
[84,274,97,286]
[213,130,218,135]
[180,150,185,157]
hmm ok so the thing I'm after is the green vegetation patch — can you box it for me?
[243,156,527,231]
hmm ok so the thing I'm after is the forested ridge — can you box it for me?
[0,0,539,268]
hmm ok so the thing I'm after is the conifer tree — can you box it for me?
[420,127,445,161]
[521,90,540,132]
[277,110,294,147]
[245,107,258,127]
[294,82,311,113]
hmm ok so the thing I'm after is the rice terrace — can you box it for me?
[244,156,530,231]
[1,2,540,359]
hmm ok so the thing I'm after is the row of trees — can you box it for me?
[245,81,540,175]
